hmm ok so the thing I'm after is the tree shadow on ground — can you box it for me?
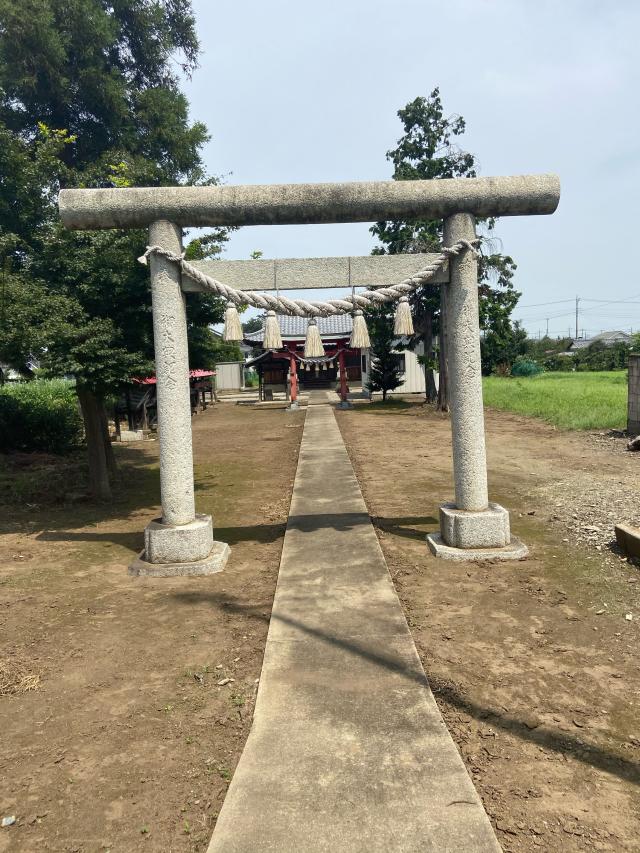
[2,444,246,541]
[170,588,640,788]
[32,513,434,550]
[371,515,438,540]
[35,529,144,552]
[351,400,422,414]
[0,444,162,536]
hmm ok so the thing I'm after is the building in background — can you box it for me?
[566,330,632,352]
[244,315,428,401]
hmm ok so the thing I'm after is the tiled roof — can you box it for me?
[570,330,632,350]
[245,314,353,341]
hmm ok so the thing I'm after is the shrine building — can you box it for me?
[244,314,428,401]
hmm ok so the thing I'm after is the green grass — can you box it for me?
[482,371,628,431]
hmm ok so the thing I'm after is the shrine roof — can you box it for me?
[245,314,353,342]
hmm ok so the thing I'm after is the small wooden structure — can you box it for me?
[116,369,215,434]
[245,316,361,404]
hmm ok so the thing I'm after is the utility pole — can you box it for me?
[545,317,549,337]
[575,295,580,339]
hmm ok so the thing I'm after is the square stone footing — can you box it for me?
[129,541,230,577]
[426,533,528,562]
[440,501,510,549]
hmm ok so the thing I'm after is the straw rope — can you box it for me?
[139,239,479,318]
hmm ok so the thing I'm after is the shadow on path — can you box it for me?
[171,588,640,788]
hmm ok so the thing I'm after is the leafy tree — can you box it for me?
[365,305,404,401]
[573,340,631,372]
[371,89,522,403]
[242,316,264,334]
[0,1,230,499]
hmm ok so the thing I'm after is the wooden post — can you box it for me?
[125,386,134,431]
[338,350,348,403]
[289,352,298,403]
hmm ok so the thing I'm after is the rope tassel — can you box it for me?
[393,296,414,336]
[349,310,371,348]
[304,318,325,358]
[263,311,283,349]
[223,301,244,342]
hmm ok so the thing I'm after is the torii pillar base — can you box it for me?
[128,513,230,576]
[427,502,528,562]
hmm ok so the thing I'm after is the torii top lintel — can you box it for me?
[59,174,560,230]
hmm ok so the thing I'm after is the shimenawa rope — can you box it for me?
[138,239,479,318]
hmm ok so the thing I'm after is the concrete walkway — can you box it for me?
[208,403,501,852]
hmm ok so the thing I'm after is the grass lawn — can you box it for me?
[482,370,628,430]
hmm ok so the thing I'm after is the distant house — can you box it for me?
[244,314,428,397]
[566,330,632,352]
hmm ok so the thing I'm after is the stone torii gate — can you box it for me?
[59,174,560,574]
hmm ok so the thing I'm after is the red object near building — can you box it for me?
[244,316,364,402]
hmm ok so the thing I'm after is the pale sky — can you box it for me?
[183,0,640,337]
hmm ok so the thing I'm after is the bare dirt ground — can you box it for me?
[336,400,640,853]
[0,402,304,852]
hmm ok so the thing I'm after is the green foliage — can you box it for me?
[522,336,575,372]
[481,319,527,375]
[510,356,543,377]
[0,1,229,396]
[572,340,631,372]
[0,1,230,496]
[371,90,476,254]
[483,372,627,431]
[242,316,264,334]
[0,0,204,179]
[0,380,83,453]
[371,88,523,381]
[365,305,404,400]
[188,328,242,369]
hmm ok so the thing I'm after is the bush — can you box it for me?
[0,380,83,454]
[510,356,543,377]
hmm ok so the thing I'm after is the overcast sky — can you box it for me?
[183,0,640,337]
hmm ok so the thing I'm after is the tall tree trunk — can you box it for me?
[423,311,437,403]
[437,287,450,412]
[77,387,112,501]
[98,397,118,480]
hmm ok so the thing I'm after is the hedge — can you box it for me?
[0,380,84,454]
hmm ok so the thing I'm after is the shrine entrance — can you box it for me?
[59,173,560,574]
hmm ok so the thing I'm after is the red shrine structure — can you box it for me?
[244,315,366,404]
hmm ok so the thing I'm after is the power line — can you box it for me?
[517,294,640,315]
[517,297,575,309]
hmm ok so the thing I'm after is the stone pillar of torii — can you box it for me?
[59,174,560,574]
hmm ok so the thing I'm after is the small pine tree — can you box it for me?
[366,306,404,401]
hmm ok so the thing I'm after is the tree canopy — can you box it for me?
[365,305,404,401]
[0,1,233,497]
[371,89,525,402]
